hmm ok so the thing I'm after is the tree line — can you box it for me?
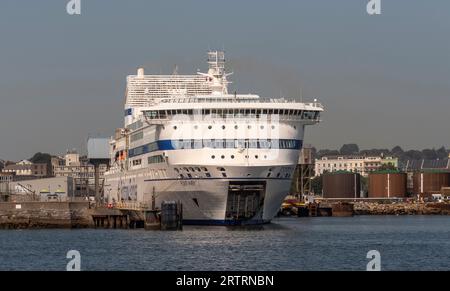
[312,144,449,161]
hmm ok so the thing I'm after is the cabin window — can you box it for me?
[130,131,144,142]
[193,140,202,149]
[148,155,165,164]
[225,139,235,148]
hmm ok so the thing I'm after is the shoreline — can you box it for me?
[353,201,450,216]
[1,201,449,230]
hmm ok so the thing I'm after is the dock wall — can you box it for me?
[0,202,93,229]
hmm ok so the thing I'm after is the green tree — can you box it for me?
[339,144,360,155]
[379,163,398,171]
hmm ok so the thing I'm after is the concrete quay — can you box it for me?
[0,202,93,229]
[0,201,180,230]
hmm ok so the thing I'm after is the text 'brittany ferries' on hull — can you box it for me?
[104,51,324,225]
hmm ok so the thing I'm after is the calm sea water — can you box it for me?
[0,216,449,271]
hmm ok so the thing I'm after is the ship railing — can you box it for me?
[154,97,323,108]
[143,113,321,123]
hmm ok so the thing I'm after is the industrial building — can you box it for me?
[400,159,450,192]
[412,171,450,198]
[322,172,361,199]
[368,172,407,198]
[6,176,75,202]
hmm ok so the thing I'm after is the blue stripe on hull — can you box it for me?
[183,219,270,226]
[128,139,303,158]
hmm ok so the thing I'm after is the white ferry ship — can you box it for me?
[104,51,323,225]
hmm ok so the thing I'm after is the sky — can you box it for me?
[0,0,449,160]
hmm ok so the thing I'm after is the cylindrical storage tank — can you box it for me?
[322,172,361,198]
[413,172,450,197]
[368,172,407,198]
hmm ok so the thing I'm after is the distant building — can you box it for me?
[8,176,74,202]
[0,173,13,195]
[315,155,398,177]
[53,150,107,197]
[50,156,65,176]
[1,160,48,177]
[0,173,13,183]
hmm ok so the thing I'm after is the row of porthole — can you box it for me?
[172,125,278,130]
[211,155,233,159]
[211,155,268,159]
[179,173,206,179]
[174,167,208,173]
[267,172,291,178]
[177,172,289,179]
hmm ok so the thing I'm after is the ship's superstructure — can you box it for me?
[104,51,323,225]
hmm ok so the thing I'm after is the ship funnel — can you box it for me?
[137,67,145,78]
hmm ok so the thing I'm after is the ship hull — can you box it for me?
[104,165,295,225]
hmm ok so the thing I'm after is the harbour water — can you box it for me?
[0,216,449,271]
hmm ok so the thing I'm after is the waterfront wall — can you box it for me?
[354,202,450,215]
[0,202,93,229]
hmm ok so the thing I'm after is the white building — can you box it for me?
[315,155,398,177]
[2,160,48,177]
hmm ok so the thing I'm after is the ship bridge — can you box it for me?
[140,97,323,126]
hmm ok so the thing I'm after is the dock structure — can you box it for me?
[90,207,159,229]
[281,198,354,218]
[90,201,182,230]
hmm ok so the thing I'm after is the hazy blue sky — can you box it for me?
[0,0,449,160]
